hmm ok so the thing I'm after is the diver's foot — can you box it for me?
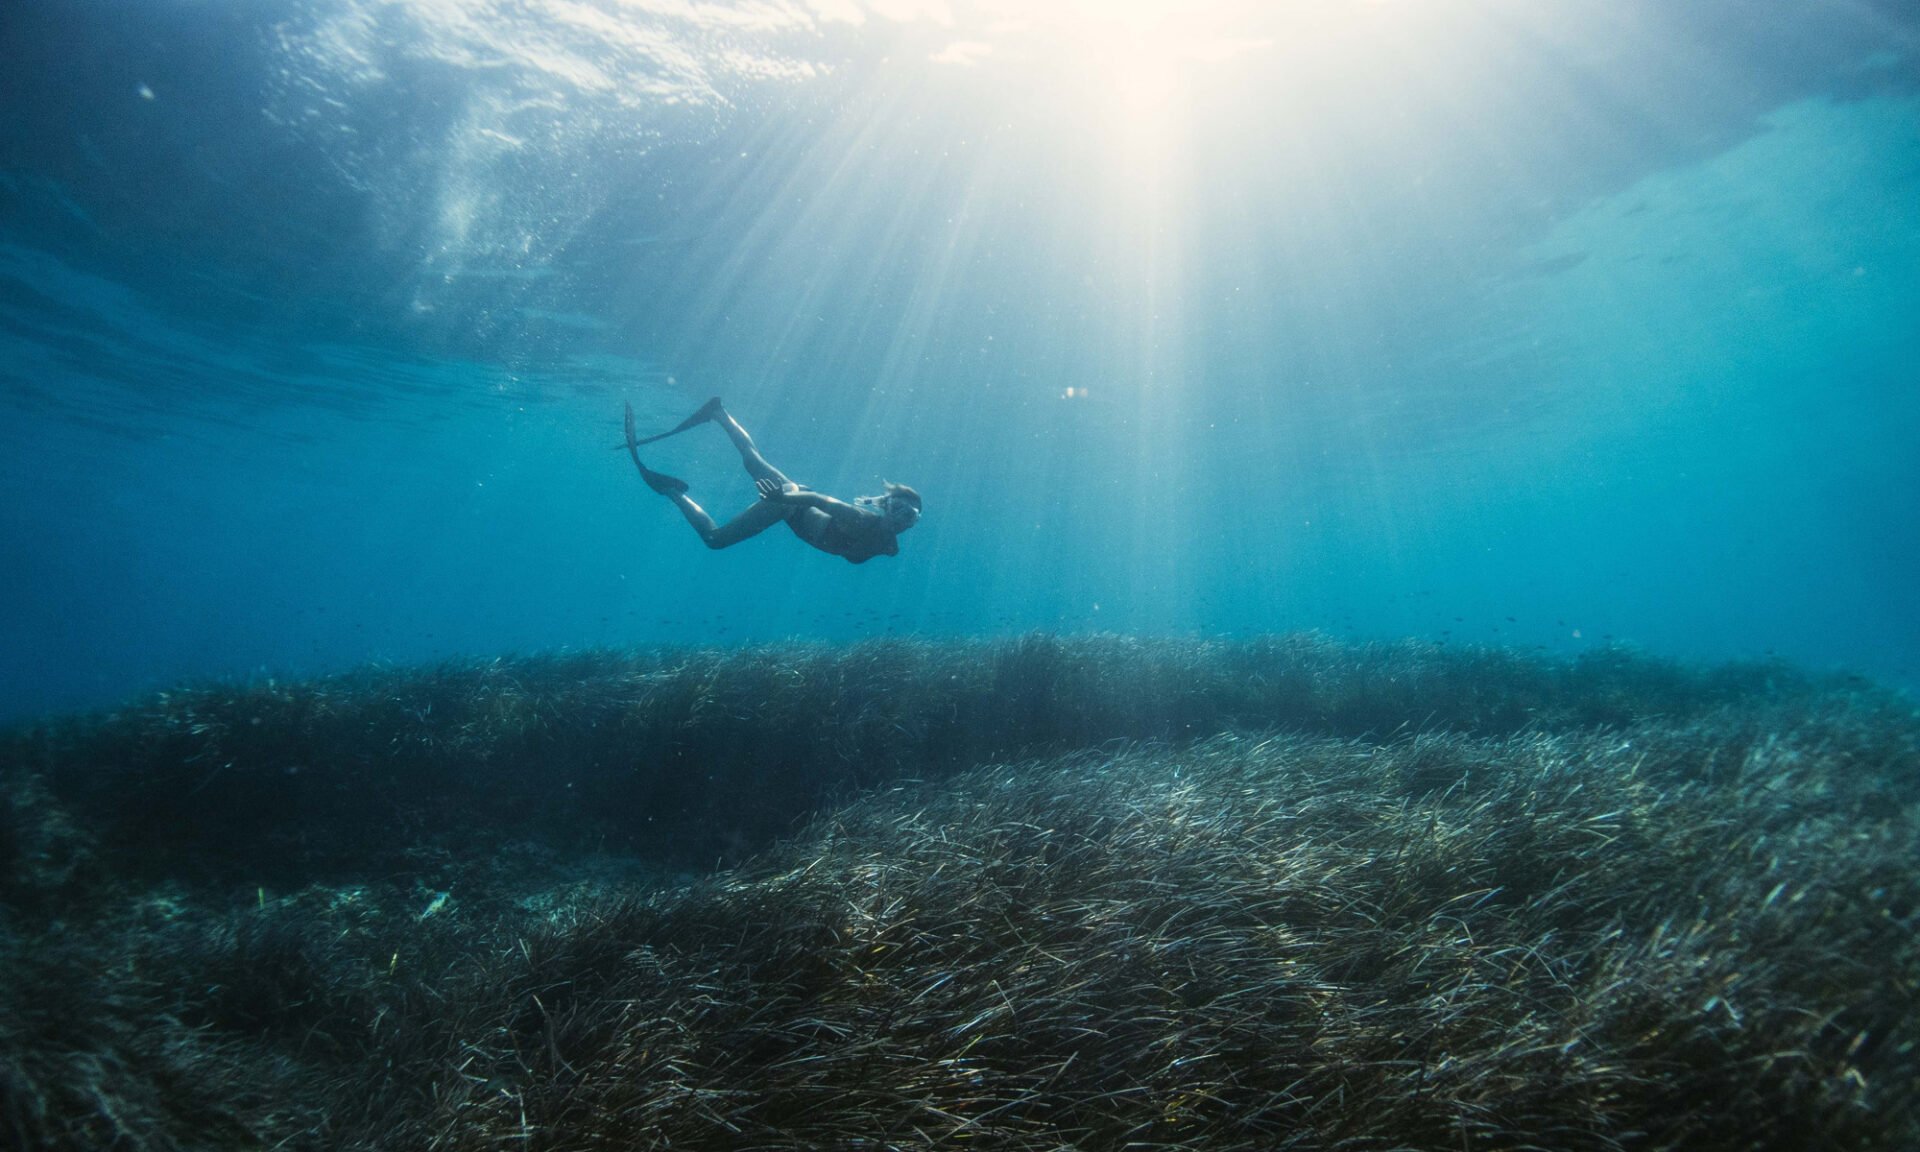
[637,459,688,495]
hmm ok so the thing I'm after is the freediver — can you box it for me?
[625,398,921,564]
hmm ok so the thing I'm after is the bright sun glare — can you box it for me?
[936,0,1295,154]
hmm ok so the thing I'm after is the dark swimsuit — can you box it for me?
[790,507,899,564]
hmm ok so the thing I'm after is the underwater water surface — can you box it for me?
[0,0,1914,719]
[3,2,1920,1150]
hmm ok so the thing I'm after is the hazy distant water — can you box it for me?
[1,0,1916,723]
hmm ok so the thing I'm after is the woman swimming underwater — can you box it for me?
[625,398,921,564]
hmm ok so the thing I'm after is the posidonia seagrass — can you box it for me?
[2,635,1913,1150]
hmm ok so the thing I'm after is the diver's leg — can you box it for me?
[696,498,790,550]
[661,492,721,540]
[653,485,790,550]
[708,404,790,487]
[628,397,791,485]
[652,487,785,549]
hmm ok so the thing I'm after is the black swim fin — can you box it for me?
[624,402,690,494]
[637,461,688,495]
[628,396,724,447]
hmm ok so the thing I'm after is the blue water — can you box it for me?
[1,0,1916,724]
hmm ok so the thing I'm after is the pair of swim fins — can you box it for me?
[624,398,722,495]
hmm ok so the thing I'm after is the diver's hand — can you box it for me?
[756,478,799,503]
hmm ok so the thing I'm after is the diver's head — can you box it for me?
[858,482,921,533]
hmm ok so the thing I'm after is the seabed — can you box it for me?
[2,634,1914,1150]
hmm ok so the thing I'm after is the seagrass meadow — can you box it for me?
[1,634,1915,1151]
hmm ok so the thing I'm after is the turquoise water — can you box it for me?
[1,0,1916,722]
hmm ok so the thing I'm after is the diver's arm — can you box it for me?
[756,480,872,526]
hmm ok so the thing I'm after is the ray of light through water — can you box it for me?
[0,0,1916,718]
